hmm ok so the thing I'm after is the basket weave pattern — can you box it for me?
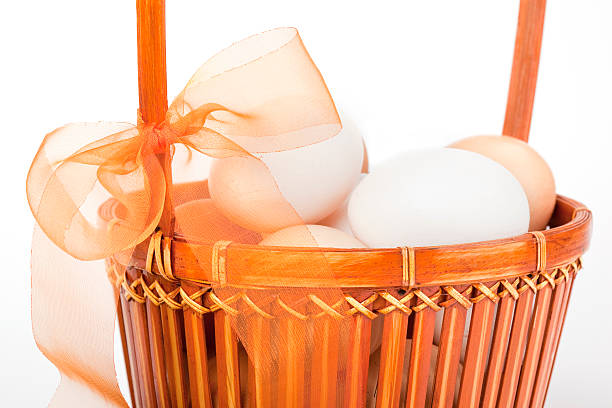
[114,260,580,320]
[112,229,584,407]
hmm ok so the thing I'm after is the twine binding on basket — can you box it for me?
[146,230,178,282]
[115,253,581,319]
[401,247,416,287]
[212,240,231,285]
[531,231,547,274]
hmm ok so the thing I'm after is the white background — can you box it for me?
[1,0,610,406]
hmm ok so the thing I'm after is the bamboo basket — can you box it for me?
[106,0,593,407]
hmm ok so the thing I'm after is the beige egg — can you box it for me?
[449,135,555,231]
[259,225,365,248]
[174,199,261,244]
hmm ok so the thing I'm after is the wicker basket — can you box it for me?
[107,191,591,408]
[107,0,593,407]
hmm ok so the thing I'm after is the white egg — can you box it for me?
[319,173,366,235]
[348,148,530,247]
[210,127,364,232]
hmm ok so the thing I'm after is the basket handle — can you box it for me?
[136,0,175,234]
[137,0,168,124]
[503,0,547,142]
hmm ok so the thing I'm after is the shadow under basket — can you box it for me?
[105,193,592,408]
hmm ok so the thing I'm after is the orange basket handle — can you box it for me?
[136,0,175,234]
[503,0,547,142]
[137,0,167,124]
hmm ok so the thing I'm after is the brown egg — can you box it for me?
[449,135,555,231]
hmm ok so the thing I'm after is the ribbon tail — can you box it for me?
[31,225,128,407]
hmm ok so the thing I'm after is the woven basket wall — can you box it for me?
[107,194,592,408]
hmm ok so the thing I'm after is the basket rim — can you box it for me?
[108,194,591,288]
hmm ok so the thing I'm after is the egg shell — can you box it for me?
[348,148,530,248]
[259,225,365,248]
[210,127,364,232]
[319,173,367,235]
[449,135,556,231]
[174,199,260,244]
[209,156,300,232]
[339,113,369,173]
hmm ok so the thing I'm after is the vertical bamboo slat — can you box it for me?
[160,305,189,407]
[431,302,467,408]
[480,294,516,408]
[117,300,138,408]
[344,313,373,407]
[183,287,213,408]
[310,317,340,407]
[514,282,553,407]
[530,278,567,407]
[247,314,272,408]
[457,288,496,407]
[146,297,172,408]
[127,271,158,408]
[497,287,536,408]
[120,293,144,408]
[375,309,410,408]
[541,272,577,407]
[405,288,438,408]
[278,315,306,408]
[214,311,241,408]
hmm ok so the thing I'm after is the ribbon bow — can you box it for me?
[27,27,340,260]
[27,27,346,407]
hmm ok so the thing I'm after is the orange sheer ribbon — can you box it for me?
[28,28,349,406]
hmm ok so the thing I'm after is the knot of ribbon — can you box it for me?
[139,122,179,154]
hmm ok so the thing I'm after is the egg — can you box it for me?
[210,127,364,232]
[259,225,365,248]
[339,113,369,173]
[348,148,530,248]
[449,135,556,231]
[174,199,260,244]
[319,174,367,235]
